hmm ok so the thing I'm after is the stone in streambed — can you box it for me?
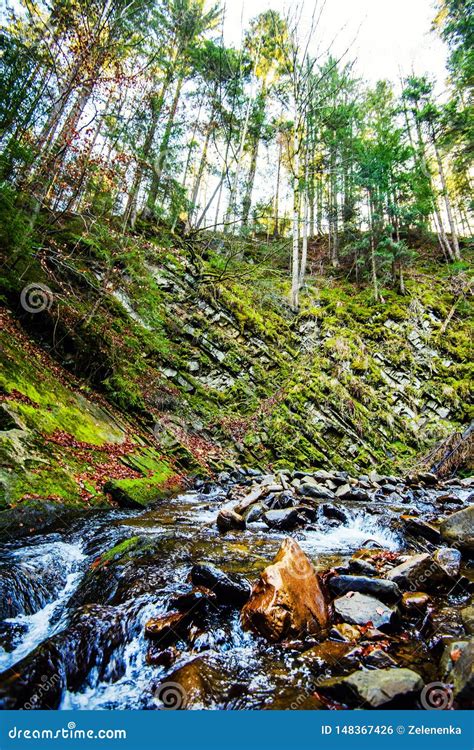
[433,547,461,578]
[348,558,378,576]
[243,502,267,523]
[190,563,251,607]
[400,515,441,544]
[216,509,246,532]
[364,649,399,669]
[145,612,191,645]
[262,508,301,530]
[328,575,401,603]
[298,640,356,670]
[333,592,398,630]
[401,592,430,612]
[461,603,474,635]
[233,486,265,515]
[440,505,474,554]
[386,553,450,591]
[441,639,474,708]
[154,656,235,709]
[265,490,297,510]
[241,539,329,642]
[318,668,424,708]
[330,623,362,642]
[297,484,335,500]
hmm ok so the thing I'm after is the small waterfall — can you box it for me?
[0,541,86,671]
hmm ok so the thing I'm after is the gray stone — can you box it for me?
[433,547,462,578]
[263,508,301,531]
[333,592,398,629]
[319,668,424,708]
[441,639,474,708]
[297,484,335,501]
[216,509,245,532]
[349,558,378,576]
[386,553,449,591]
[190,563,251,606]
[461,604,474,635]
[440,505,474,553]
[329,575,401,603]
[401,516,441,544]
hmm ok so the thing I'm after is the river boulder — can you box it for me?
[333,591,398,630]
[241,539,329,642]
[190,563,251,607]
[318,667,424,708]
[440,505,474,554]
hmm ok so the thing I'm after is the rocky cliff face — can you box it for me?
[0,228,472,509]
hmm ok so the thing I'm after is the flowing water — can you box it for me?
[0,482,470,710]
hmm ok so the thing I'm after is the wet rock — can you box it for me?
[440,505,474,553]
[265,691,325,710]
[321,504,348,523]
[433,547,462,578]
[262,508,301,530]
[348,558,378,576]
[0,605,126,708]
[0,641,66,709]
[318,667,424,708]
[169,589,215,616]
[441,639,474,708]
[233,487,265,515]
[265,490,296,510]
[154,656,235,709]
[216,509,246,532]
[243,502,266,523]
[145,612,191,645]
[401,515,441,544]
[333,592,398,630]
[364,649,399,669]
[407,472,438,487]
[461,604,474,635]
[297,484,335,501]
[298,641,355,669]
[146,645,178,668]
[347,488,372,502]
[190,563,251,607]
[386,553,449,591]
[330,623,361,642]
[217,471,231,484]
[241,539,329,642]
[329,575,401,603]
[335,483,352,498]
[401,592,430,612]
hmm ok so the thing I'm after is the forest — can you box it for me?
[0,0,473,716]
[1,0,472,308]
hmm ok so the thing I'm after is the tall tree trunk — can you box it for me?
[291,120,300,311]
[146,74,185,213]
[122,75,171,228]
[431,128,461,260]
[299,147,309,287]
[273,140,282,237]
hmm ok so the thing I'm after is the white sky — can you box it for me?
[222,0,448,91]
